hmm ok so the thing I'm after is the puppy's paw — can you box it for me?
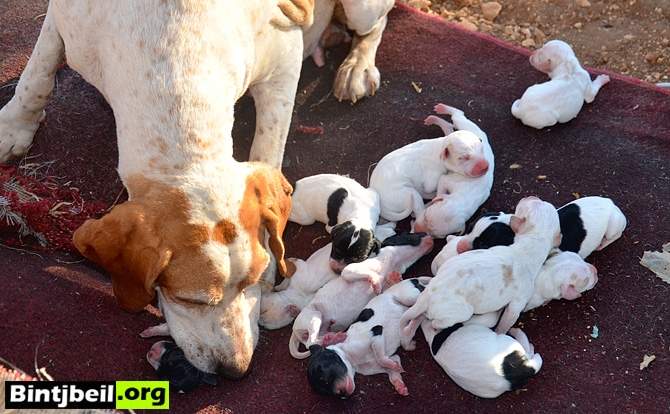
[595,74,611,84]
[321,331,347,346]
[368,275,383,294]
[334,55,380,103]
[0,106,44,163]
[391,378,409,396]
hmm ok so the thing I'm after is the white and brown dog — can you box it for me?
[289,173,382,272]
[414,104,495,237]
[0,0,322,378]
[511,39,610,129]
[369,124,490,222]
[400,197,561,343]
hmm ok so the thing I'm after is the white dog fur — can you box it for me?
[289,233,433,359]
[307,277,432,397]
[399,197,561,343]
[511,39,610,129]
[414,104,495,237]
[421,312,543,399]
[370,122,490,222]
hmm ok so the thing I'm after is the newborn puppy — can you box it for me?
[524,251,598,310]
[421,313,542,399]
[289,173,382,272]
[511,39,610,129]
[369,125,490,222]
[147,341,217,393]
[260,243,338,330]
[414,104,495,237]
[307,277,431,398]
[430,212,514,275]
[400,196,561,342]
[557,196,627,258]
[289,233,434,359]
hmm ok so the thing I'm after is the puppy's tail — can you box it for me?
[289,331,312,359]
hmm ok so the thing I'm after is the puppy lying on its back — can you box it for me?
[307,277,431,398]
[511,40,610,129]
[421,313,542,399]
[369,124,489,222]
[290,173,381,272]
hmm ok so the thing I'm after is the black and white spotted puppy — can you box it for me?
[557,196,627,258]
[307,277,431,398]
[289,174,382,272]
[431,212,514,274]
[146,341,218,393]
[421,312,542,398]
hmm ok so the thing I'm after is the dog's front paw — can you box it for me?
[334,55,380,104]
[0,106,43,163]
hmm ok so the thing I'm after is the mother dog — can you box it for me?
[0,0,315,378]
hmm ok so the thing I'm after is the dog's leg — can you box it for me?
[584,74,610,103]
[0,7,64,162]
[334,0,394,103]
[248,27,302,169]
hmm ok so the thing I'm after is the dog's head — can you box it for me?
[307,345,355,398]
[413,196,466,238]
[543,251,598,300]
[442,130,489,178]
[73,162,292,378]
[329,221,380,273]
[530,39,578,75]
[510,196,561,246]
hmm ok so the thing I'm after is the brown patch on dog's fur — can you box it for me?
[213,219,237,244]
[503,265,514,287]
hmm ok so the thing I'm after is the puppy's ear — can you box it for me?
[456,238,472,254]
[509,215,527,233]
[73,202,172,312]
[560,283,581,300]
[370,237,382,256]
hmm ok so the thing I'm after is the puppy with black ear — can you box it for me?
[288,173,382,272]
[307,278,431,398]
[421,313,542,398]
[146,341,218,393]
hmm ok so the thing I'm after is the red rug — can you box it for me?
[1,3,669,413]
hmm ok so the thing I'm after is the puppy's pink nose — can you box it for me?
[470,159,489,177]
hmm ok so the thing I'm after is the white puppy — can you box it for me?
[289,233,434,359]
[557,196,627,258]
[414,104,495,237]
[511,40,610,129]
[259,243,338,330]
[421,313,543,399]
[430,212,514,275]
[400,196,561,343]
[524,251,598,310]
[290,173,382,272]
[369,125,490,222]
[307,277,431,397]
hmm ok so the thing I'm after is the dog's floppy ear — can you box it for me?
[509,215,527,233]
[73,202,172,312]
[278,0,314,27]
[242,165,294,282]
[560,283,581,300]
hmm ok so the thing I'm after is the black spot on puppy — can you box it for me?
[355,308,374,323]
[472,222,515,250]
[501,350,538,390]
[381,232,427,247]
[410,278,425,292]
[557,203,586,253]
[331,222,380,265]
[430,323,464,355]
[327,188,348,227]
[307,345,349,396]
[371,325,383,336]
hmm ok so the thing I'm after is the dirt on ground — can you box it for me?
[401,0,670,83]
